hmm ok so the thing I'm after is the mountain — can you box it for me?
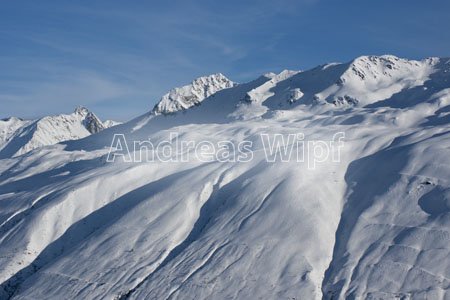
[0,117,31,150]
[0,107,120,158]
[74,106,106,134]
[103,119,121,128]
[0,55,450,299]
[152,73,236,115]
[258,55,440,109]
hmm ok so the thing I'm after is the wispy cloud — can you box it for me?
[2,0,319,120]
[2,0,447,120]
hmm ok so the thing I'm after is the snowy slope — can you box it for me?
[103,120,122,128]
[0,107,120,159]
[0,55,450,299]
[152,73,236,115]
[0,117,31,151]
[260,55,439,110]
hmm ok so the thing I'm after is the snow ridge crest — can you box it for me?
[152,73,236,115]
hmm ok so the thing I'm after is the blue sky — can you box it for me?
[1,0,450,121]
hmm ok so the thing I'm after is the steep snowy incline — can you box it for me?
[322,124,450,299]
[0,107,119,159]
[0,115,352,300]
[0,55,449,299]
[152,73,236,115]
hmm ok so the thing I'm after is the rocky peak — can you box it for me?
[152,73,236,115]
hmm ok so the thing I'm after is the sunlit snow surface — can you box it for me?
[1,56,450,299]
[0,107,120,159]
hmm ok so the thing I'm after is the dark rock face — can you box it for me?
[83,112,105,134]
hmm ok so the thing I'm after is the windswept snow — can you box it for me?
[0,55,450,299]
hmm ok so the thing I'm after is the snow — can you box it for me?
[103,120,122,128]
[0,55,450,299]
[152,73,236,115]
[0,107,120,159]
[0,117,30,151]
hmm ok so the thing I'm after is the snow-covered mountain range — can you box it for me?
[0,107,120,159]
[1,55,450,299]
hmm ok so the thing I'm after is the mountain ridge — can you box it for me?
[152,73,236,115]
[0,107,120,158]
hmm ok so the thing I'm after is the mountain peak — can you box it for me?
[0,107,120,158]
[82,111,105,134]
[74,106,90,116]
[345,55,423,81]
[310,55,440,106]
[152,73,236,115]
[1,116,25,122]
[71,106,104,133]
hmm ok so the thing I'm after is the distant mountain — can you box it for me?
[103,119,121,128]
[0,107,120,158]
[1,55,450,300]
[257,55,442,109]
[152,73,236,115]
[0,117,31,150]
